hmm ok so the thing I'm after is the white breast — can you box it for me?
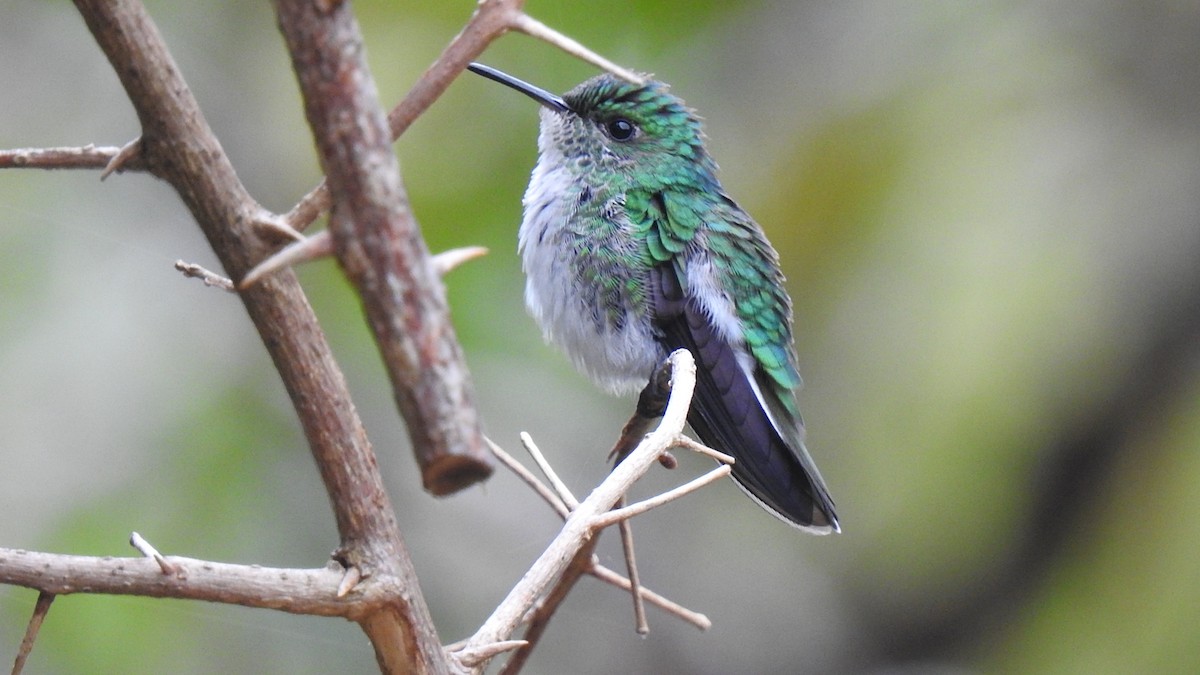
[518,131,663,394]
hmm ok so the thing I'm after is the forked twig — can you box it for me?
[487,437,570,519]
[462,350,732,672]
[592,464,733,530]
[485,435,715,631]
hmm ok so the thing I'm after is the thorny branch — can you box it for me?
[0,352,725,674]
[68,0,448,671]
[279,0,642,235]
[454,350,725,673]
[487,440,713,630]
[277,0,496,498]
[0,1,725,673]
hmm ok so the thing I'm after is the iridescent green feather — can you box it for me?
[566,73,804,416]
[628,183,804,415]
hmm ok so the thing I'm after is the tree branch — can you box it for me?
[273,0,492,500]
[0,547,361,616]
[281,0,643,233]
[282,0,527,232]
[4,2,702,672]
[70,1,447,671]
[0,145,131,171]
[454,349,702,672]
[485,436,713,632]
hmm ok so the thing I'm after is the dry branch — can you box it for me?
[0,145,129,171]
[11,592,53,675]
[455,349,706,672]
[0,1,706,673]
[68,1,448,671]
[282,0,643,233]
[0,547,359,615]
[273,0,492,499]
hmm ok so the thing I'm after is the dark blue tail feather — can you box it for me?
[650,264,838,531]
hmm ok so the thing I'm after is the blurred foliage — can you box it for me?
[3,1,1200,674]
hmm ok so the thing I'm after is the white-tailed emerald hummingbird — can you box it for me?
[469,63,839,533]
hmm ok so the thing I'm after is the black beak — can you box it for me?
[467,63,569,113]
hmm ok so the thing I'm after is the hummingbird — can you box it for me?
[468,63,839,534]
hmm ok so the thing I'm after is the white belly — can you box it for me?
[519,161,663,394]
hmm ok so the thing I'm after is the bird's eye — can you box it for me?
[605,118,636,141]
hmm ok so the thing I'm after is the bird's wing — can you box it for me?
[631,187,839,531]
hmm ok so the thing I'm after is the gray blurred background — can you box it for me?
[3,1,1199,673]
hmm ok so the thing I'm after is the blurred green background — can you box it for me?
[3,1,1199,673]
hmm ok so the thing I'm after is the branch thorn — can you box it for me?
[239,229,331,289]
[336,565,362,598]
[129,531,180,576]
[253,211,306,242]
[431,246,488,276]
[99,136,142,180]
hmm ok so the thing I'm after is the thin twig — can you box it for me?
[589,564,711,630]
[488,434,713,632]
[0,145,125,170]
[499,533,602,675]
[0,547,362,616]
[520,432,579,509]
[616,499,649,635]
[11,592,54,675]
[478,353,723,668]
[673,435,736,465]
[454,350,697,670]
[174,260,236,292]
[487,437,570,519]
[592,464,733,530]
[243,238,485,288]
[509,13,646,85]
